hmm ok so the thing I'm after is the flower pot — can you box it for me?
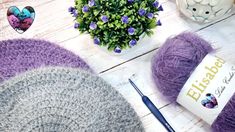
[176,0,234,23]
[69,0,163,55]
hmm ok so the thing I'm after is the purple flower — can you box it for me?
[94,37,100,45]
[152,1,159,8]
[121,16,129,24]
[156,20,162,26]
[101,15,109,23]
[72,10,78,17]
[128,0,134,3]
[89,22,97,30]
[147,13,154,19]
[158,5,163,11]
[138,9,146,16]
[74,23,80,28]
[82,6,89,13]
[68,7,75,13]
[114,46,121,53]
[129,39,137,47]
[88,0,95,7]
[128,27,135,35]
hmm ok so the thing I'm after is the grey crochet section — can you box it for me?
[0,67,144,132]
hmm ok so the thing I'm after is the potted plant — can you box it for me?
[69,0,163,54]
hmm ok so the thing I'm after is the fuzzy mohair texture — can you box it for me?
[0,67,144,132]
[151,32,235,132]
[0,39,92,83]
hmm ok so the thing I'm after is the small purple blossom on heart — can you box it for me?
[156,20,162,26]
[82,6,89,13]
[121,16,129,24]
[138,9,146,16]
[89,22,97,30]
[129,39,137,47]
[101,15,109,23]
[74,23,80,28]
[147,13,154,19]
[114,46,121,53]
[128,27,135,35]
[158,5,163,11]
[88,0,95,7]
[94,37,100,45]
[152,1,159,8]
[128,0,134,3]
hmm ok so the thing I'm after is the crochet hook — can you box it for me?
[128,79,175,132]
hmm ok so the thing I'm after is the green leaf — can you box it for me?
[83,12,90,17]
[148,18,157,29]
[93,10,100,16]
[140,1,147,8]
[108,23,114,28]
[145,30,154,36]
[133,3,138,9]
[97,21,104,26]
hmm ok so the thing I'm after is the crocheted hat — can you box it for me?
[0,39,91,82]
[0,67,144,131]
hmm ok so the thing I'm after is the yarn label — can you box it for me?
[177,54,235,125]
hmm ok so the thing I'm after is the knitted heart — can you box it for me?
[201,93,218,109]
[7,6,35,33]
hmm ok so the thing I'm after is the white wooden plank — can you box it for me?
[198,14,235,64]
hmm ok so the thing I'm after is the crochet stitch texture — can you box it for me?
[0,67,144,132]
[0,39,91,83]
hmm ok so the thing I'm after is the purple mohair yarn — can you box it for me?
[0,39,92,82]
[151,32,235,132]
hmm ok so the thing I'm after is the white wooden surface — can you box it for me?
[0,0,235,132]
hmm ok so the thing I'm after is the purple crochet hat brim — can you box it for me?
[0,39,92,82]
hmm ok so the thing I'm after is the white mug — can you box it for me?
[176,0,234,23]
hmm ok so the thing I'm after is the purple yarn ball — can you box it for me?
[152,32,235,132]
[152,32,213,102]
[0,39,92,82]
[212,95,235,131]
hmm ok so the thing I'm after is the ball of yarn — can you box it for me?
[0,39,92,82]
[151,32,235,132]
